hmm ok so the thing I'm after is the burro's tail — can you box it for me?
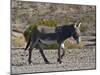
[24,27,39,51]
[24,34,31,51]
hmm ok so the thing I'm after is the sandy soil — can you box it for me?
[11,48,96,74]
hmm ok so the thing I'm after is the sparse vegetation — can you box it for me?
[37,19,59,27]
[24,24,37,41]
[12,35,25,48]
[64,41,83,49]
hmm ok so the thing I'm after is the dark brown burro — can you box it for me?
[25,22,81,64]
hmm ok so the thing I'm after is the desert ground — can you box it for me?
[11,35,96,74]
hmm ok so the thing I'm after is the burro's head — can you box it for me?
[72,21,81,44]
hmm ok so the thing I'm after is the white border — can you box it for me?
[0,0,10,75]
[22,0,96,5]
[0,0,100,75]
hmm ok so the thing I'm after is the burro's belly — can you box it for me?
[40,39,57,45]
[40,39,65,49]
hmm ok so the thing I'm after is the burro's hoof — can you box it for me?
[45,61,50,64]
[28,60,32,64]
[57,58,62,64]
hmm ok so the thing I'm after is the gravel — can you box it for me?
[11,48,96,74]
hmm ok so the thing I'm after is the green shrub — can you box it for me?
[37,19,58,27]
[24,24,37,41]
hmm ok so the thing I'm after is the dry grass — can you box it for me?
[64,41,84,49]
[12,35,26,48]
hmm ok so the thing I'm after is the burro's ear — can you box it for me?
[77,22,81,28]
[74,22,81,28]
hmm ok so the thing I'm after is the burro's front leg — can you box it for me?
[57,44,62,63]
[61,42,65,59]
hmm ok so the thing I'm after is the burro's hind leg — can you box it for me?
[24,39,31,51]
[28,42,34,64]
[38,42,50,64]
[28,40,38,64]
[24,34,31,51]
[28,48,32,64]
